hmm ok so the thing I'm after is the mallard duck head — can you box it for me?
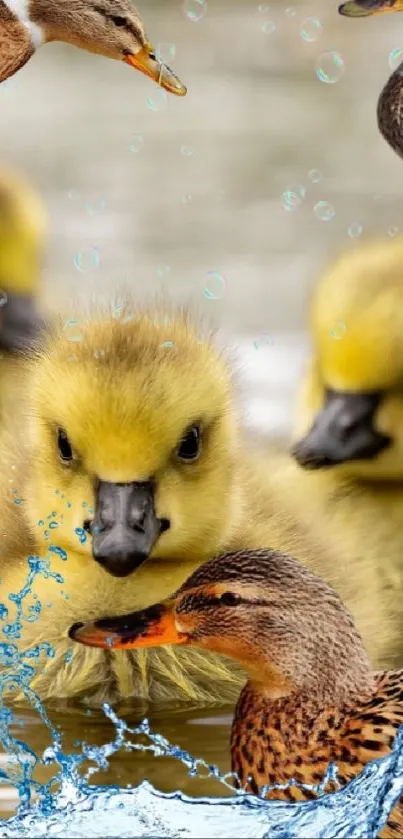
[339,0,402,17]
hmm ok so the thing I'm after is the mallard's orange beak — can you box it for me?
[124,44,187,96]
[339,0,402,16]
[69,601,188,650]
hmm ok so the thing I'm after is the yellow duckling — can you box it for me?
[0,304,393,706]
[71,547,403,837]
[0,0,186,94]
[0,167,47,418]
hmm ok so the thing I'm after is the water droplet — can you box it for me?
[65,649,73,664]
[261,20,276,34]
[183,0,207,22]
[308,169,322,183]
[314,201,335,221]
[300,16,322,41]
[281,184,306,212]
[203,271,226,300]
[147,89,168,112]
[129,135,144,153]
[49,545,67,561]
[48,521,58,530]
[63,319,82,343]
[85,197,106,215]
[330,321,346,340]
[156,42,176,63]
[75,527,87,545]
[315,51,345,83]
[73,247,100,273]
[348,223,363,239]
[160,341,175,349]
[389,47,403,71]
[180,145,194,157]
[389,226,399,237]
[0,291,7,307]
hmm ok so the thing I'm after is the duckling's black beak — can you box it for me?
[69,600,187,649]
[0,292,45,352]
[90,480,169,578]
[292,390,392,469]
[124,44,187,96]
[339,0,401,16]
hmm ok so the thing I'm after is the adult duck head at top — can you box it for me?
[339,0,403,17]
[0,0,187,94]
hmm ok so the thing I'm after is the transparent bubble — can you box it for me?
[285,6,297,15]
[281,184,306,212]
[253,334,272,349]
[85,196,106,215]
[330,320,346,340]
[314,201,335,221]
[156,42,176,63]
[300,17,323,42]
[348,223,363,238]
[156,264,171,277]
[129,135,144,153]
[181,145,194,157]
[258,3,269,11]
[315,51,345,83]
[308,168,322,183]
[63,319,81,342]
[68,189,80,201]
[183,0,207,22]
[389,48,403,71]
[73,247,100,273]
[389,226,399,237]
[147,89,168,112]
[0,291,7,307]
[203,271,226,300]
[181,193,193,204]
[261,20,276,34]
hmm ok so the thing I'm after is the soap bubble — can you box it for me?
[389,48,403,71]
[330,321,346,340]
[285,7,297,15]
[258,3,269,11]
[0,291,7,307]
[315,51,345,83]
[253,334,272,349]
[63,319,82,343]
[73,247,100,273]
[68,189,80,201]
[203,271,226,300]
[156,264,171,277]
[156,42,176,63]
[281,184,306,212]
[183,0,207,22]
[129,135,144,153]
[314,201,335,221]
[147,89,168,112]
[181,193,193,204]
[85,197,106,215]
[261,21,276,34]
[180,145,194,157]
[300,17,323,42]
[308,168,322,183]
[348,223,363,238]
[389,226,399,237]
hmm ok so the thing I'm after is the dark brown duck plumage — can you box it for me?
[70,548,403,838]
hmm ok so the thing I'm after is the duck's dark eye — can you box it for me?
[111,15,128,26]
[220,592,241,607]
[57,428,73,463]
[177,425,201,462]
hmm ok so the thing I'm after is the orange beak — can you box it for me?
[339,0,402,16]
[124,44,187,96]
[69,601,188,650]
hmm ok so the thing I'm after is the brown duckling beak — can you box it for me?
[124,44,187,96]
[69,600,188,650]
[339,0,401,16]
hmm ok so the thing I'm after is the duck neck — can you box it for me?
[0,0,44,82]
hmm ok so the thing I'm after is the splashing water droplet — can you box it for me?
[261,20,276,34]
[147,89,168,112]
[316,51,345,83]
[73,247,100,273]
[300,16,322,41]
[63,319,82,343]
[314,200,335,221]
[156,42,176,62]
[183,0,207,22]
[74,527,87,545]
[129,135,144,153]
[0,291,8,307]
[389,47,403,71]
[348,223,363,239]
[203,271,226,300]
[281,184,306,212]
[308,168,322,183]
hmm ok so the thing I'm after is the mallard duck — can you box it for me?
[0,303,394,706]
[339,0,403,159]
[0,167,46,419]
[0,0,186,94]
[70,547,403,838]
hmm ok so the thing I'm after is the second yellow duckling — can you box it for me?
[71,547,403,838]
[0,0,186,94]
[0,303,391,707]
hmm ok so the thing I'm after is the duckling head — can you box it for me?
[23,307,240,578]
[0,168,46,350]
[292,238,403,479]
[27,0,186,95]
[70,548,373,705]
[339,0,402,17]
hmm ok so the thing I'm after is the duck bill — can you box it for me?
[69,601,188,650]
[124,45,187,96]
[339,0,402,16]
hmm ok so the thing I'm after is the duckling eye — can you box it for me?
[220,592,241,607]
[57,429,73,464]
[177,425,201,462]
